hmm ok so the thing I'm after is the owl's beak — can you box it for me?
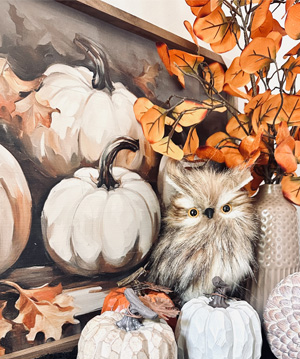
[204,208,214,219]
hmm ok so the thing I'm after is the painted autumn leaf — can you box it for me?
[0,305,12,340]
[202,62,224,93]
[282,175,300,205]
[239,37,277,74]
[285,4,300,40]
[13,92,57,135]
[172,100,208,126]
[0,281,78,342]
[133,60,160,99]
[139,105,167,144]
[133,97,154,122]
[151,137,184,160]
[206,131,229,147]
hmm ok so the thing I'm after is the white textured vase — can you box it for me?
[246,184,300,318]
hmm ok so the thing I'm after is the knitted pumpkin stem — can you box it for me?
[97,137,139,190]
[208,276,230,309]
[74,33,115,92]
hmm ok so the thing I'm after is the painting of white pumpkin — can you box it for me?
[0,144,32,274]
[17,34,155,177]
[41,137,161,275]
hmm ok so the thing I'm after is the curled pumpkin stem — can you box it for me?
[208,276,230,309]
[74,33,115,92]
[97,136,139,190]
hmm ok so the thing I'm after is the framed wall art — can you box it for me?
[0,0,229,357]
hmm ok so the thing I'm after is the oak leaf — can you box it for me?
[0,281,78,342]
[133,61,160,99]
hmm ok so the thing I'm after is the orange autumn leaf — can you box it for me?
[251,0,272,32]
[220,141,245,168]
[203,62,225,92]
[196,145,225,162]
[165,117,183,133]
[272,19,286,36]
[281,175,300,205]
[285,4,300,40]
[139,105,167,143]
[282,57,300,92]
[240,37,276,74]
[295,140,300,162]
[258,93,286,125]
[183,126,200,159]
[169,49,205,87]
[267,31,282,52]
[244,90,271,114]
[226,114,251,139]
[224,57,250,88]
[173,100,208,126]
[193,7,229,44]
[284,42,300,59]
[282,95,300,126]
[134,97,154,123]
[151,137,184,160]
[156,43,172,75]
[210,21,240,53]
[274,136,297,173]
[223,83,252,100]
[206,131,229,147]
[185,0,209,6]
[184,20,199,46]
[276,121,290,146]
[251,10,273,39]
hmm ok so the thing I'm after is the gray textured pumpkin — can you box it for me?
[264,272,300,358]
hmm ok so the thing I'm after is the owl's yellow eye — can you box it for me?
[221,204,232,214]
[188,208,199,217]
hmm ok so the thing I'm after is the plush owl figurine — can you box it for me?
[148,159,259,303]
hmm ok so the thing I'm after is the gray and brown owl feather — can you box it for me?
[148,160,259,303]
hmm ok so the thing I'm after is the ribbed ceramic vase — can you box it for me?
[246,184,300,319]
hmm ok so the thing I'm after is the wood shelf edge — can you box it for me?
[2,334,80,359]
[56,0,225,65]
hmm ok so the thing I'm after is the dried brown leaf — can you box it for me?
[0,305,12,340]
[139,295,179,320]
[133,61,160,99]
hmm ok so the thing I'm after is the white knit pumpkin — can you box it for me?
[77,311,177,359]
[175,296,262,359]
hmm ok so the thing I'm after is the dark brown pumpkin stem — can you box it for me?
[97,136,139,190]
[208,276,230,309]
[73,33,115,92]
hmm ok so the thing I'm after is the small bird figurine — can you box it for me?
[148,160,259,303]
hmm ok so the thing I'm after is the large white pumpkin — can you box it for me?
[0,145,32,273]
[175,295,262,359]
[41,137,160,275]
[19,35,154,177]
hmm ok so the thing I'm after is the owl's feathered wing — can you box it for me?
[148,160,259,303]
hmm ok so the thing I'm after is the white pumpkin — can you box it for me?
[0,144,32,273]
[41,137,160,275]
[77,310,177,359]
[20,35,154,177]
[175,283,262,359]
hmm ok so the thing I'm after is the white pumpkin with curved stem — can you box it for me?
[0,145,32,274]
[41,137,160,275]
[21,34,154,177]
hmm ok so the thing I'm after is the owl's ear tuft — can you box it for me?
[230,166,253,191]
[165,159,185,195]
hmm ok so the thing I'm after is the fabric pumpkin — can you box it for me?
[77,309,177,359]
[20,34,155,177]
[41,137,161,276]
[0,144,32,274]
[175,278,262,359]
[264,272,300,358]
